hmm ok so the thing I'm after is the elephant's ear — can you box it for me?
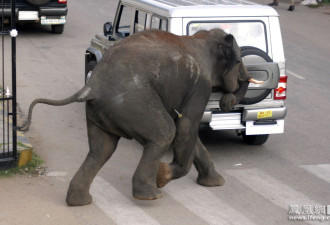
[225,34,234,45]
[228,36,251,82]
[221,35,241,93]
[223,34,234,59]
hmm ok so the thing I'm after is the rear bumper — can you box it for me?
[0,7,67,18]
[0,8,18,17]
[39,7,68,16]
[201,106,287,132]
[242,107,287,121]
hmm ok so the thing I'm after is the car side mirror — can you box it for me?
[103,22,113,37]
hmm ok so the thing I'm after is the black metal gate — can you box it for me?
[0,0,17,168]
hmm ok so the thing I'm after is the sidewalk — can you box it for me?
[0,173,84,225]
[0,106,90,225]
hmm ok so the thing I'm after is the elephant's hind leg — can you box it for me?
[66,120,120,206]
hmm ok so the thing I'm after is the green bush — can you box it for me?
[0,152,44,177]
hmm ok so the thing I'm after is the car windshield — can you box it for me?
[188,21,267,53]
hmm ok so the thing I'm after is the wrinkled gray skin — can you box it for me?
[19,29,251,206]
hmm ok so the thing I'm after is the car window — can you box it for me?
[116,4,133,37]
[188,21,267,53]
[151,16,168,31]
[134,10,147,33]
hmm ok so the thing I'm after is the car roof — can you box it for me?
[121,0,279,17]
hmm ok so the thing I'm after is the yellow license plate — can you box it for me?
[257,110,273,119]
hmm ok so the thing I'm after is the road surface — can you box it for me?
[1,0,329,224]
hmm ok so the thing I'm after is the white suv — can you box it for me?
[85,0,287,145]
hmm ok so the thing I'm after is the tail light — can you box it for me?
[274,76,287,100]
[58,0,67,3]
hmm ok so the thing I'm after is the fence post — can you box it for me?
[11,0,17,161]
[0,0,18,168]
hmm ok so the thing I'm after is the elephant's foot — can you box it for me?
[133,186,163,200]
[197,172,225,187]
[156,162,172,188]
[66,186,93,206]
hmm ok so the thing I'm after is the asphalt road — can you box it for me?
[5,0,330,224]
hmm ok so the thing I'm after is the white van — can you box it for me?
[85,0,287,145]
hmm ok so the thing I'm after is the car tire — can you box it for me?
[51,25,65,34]
[26,0,50,6]
[239,46,273,105]
[242,133,269,145]
[85,61,97,83]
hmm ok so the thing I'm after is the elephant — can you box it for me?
[19,29,262,206]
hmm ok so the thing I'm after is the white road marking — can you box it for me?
[287,69,306,80]
[226,168,322,225]
[46,171,67,177]
[164,176,255,225]
[90,176,160,225]
[301,164,330,183]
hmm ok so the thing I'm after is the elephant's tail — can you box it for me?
[18,86,92,131]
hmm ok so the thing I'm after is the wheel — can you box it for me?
[26,0,50,5]
[85,61,97,83]
[51,25,65,34]
[240,46,273,105]
[242,133,269,145]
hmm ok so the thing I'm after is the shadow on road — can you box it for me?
[16,23,53,36]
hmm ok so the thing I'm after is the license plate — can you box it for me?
[245,120,284,135]
[257,110,273,119]
[19,11,39,21]
[41,16,66,25]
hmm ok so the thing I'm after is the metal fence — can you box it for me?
[0,0,17,168]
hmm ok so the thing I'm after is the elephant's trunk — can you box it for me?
[219,80,249,112]
[234,80,249,103]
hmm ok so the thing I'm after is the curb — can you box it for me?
[17,130,33,167]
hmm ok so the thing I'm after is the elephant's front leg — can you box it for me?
[66,120,120,206]
[157,116,199,188]
[131,109,176,200]
[133,142,172,200]
[193,138,225,187]
[156,87,210,188]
